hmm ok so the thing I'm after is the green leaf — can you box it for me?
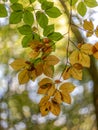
[26,7,34,11]
[71,0,78,6]
[84,0,98,7]
[10,0,18,3]
[29,0,36,3]
[18,25,32,35]
[23,10,34,25]
[36,11,48,28]
[41,1,54,10]
[0,4,8,17]
[11,3,23,11]
[9,11,22,24]
[43,24,54,36]
[33,33,40,40]
[38,0,46,3]
[22,34,33,47]
[48,32,63,41]
[45,7,62,18]
[77,2,87,16]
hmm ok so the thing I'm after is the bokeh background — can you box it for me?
[0,0,98,130]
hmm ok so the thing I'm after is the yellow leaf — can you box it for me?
[30,70,37,81]
[60,82,75,93]
[93,52,98,59]
[37,85,50,95]
[29,40,42,50]
[18,69,30,84]
[69,50,90,68]
[50,100,60,116]
[29,51,39,58]
[86,31,93,37]
[63,66,71,80]
[73,63,83,70]
[38,78,52,87]
[95,26,98,37]
[83,19,94,31]
[93,42,98,59]
[35,62,43,76]
[43,63,54,77]
[80,43,93,55]
[47,85,56,96]
[40,101,51,116]
[93,42,98,50]
[39,96,50,107]
[70,66,82,80]
[39,96,50,116]
[45,55,60,65]
[54,90,62,104]
[61,93,71,104]
[10,59,26,71]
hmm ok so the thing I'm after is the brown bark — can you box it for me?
[59,0,98,128]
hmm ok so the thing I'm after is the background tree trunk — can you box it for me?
[59,0,98,128]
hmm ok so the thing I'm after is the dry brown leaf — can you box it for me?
[18,69,30,84]
[10,59,26,71]
[69,50,90,68]
[45,55,60,65]
[61,93,71,104]
[83,19,94,31]
[80,43,93,55]
[50,100,60,116]
[60,82,75,93]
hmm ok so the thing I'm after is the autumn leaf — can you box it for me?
[35,62,43,76]
[39,96,50,116]
[10,58,26,71]
[43,63,54,77]
[47,85,56,96]
[70,64,83,80]
[44,55,60,65]
[60,82,75,93]
[50,100,60,116]
[29,50,40,58]
[80,43,93,55]
[18,69,30,84]
[93,42,98,59]
[83,19,94,31]
[95,26,98,37]
[69,50,90,68]
[63,66,71,80]
[61,93,71,104]
[53,90,62,104]
[86,31,93,37]
[38,78,52,87]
